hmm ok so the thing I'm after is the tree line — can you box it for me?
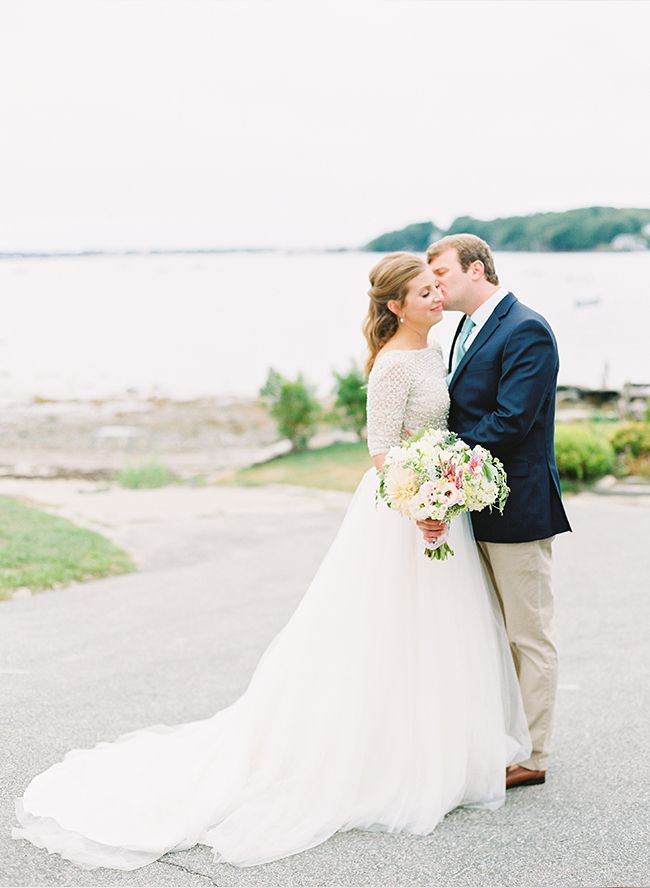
[363,207,650,253]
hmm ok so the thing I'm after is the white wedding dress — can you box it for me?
[14,343,530,870]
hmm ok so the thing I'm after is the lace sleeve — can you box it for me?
[366,355,410,456]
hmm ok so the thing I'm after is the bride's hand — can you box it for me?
[416,518,448,545]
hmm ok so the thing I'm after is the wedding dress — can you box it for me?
[14,342,530,870]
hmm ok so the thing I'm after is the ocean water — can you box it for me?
[1,250,648,403]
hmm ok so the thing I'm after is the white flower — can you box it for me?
[385,465,419,516]
[416,430,445,457]
[465,477,498,509]
[408,480,446,519]
[384,447,407,470]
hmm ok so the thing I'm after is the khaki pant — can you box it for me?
[478,537,558,771]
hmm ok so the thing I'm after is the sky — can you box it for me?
[1,0,649,253]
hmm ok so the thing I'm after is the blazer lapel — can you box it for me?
[449,292,517,391]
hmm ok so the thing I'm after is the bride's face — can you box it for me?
[400,268,444,329]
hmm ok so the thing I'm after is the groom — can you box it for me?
[419,234,571,788]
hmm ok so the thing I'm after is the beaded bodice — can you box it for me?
[366,343,450,456]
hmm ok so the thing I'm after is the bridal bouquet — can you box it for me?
[377,429,509,560]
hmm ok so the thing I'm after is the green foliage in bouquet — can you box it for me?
[332,364,367,439]
[260,368,321,452]
[553,424,615,481]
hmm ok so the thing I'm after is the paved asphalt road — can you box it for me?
[1,482,649,888]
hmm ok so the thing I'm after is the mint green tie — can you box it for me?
[453,316,475,371]
[447,317,475,385]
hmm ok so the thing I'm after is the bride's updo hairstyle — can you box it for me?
[363,251,427,375]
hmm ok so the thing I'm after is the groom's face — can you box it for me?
[428,248,473,313]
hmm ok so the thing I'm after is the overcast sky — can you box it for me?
[1,0,649,252]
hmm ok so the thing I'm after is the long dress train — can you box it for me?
[14,343,530,869]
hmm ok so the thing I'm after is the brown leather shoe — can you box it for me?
[506,766,546,789]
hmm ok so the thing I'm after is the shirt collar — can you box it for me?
[468,287,507,332]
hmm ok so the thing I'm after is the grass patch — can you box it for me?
[116,458,173,489]
[0,496,136,600]
[219,441,373,492]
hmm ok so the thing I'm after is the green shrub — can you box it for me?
[260,368,321,452]
[332,364,367,439]
[554,424,615,480]
[116,458,173,489]
[609,422,650,459]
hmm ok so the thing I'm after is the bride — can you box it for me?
[14,252,530,870]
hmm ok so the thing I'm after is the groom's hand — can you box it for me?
[416,518,447,545]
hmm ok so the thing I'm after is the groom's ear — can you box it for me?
[469,260,485,281]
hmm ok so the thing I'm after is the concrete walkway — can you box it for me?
[1,479,649,887]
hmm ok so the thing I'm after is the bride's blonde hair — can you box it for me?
[362,252,427,375]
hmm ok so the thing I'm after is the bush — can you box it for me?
[554,424,615,481]
[260,368,321,452]
[609,422,650,459]
[116,458,173,489]
[609,422,650,478]
[332,364,367,439]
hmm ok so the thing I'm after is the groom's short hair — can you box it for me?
[426,234,500,286]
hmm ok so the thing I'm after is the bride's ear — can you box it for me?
[387,300,401,318]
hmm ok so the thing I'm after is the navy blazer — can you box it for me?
[448,292,571,543]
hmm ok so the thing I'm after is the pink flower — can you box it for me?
[419,480,442,507]
[438,481,466,508]
[467,452,483,476]
[439,455,457,480]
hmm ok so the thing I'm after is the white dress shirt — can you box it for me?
[463,287,508,351]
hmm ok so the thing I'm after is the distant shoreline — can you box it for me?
[4,206,650,258]
[0,247,367,259]
[0,248,278,259]
[2,244,650,259]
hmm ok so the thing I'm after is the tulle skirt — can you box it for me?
[14,469,530,869]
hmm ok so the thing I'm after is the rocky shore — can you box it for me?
[3,385,648,485]
[0,396,287,482]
